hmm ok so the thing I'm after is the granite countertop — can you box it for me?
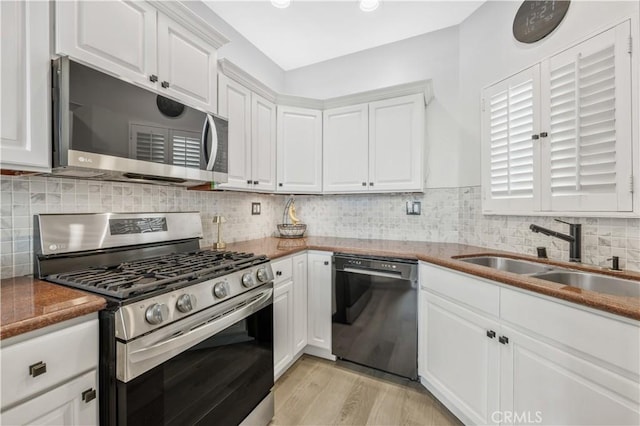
[0,276,107,340]
[225,236,640,321]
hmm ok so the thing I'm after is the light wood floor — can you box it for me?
[271,355,462,426]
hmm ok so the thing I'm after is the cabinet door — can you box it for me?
[540,21,632,212]
[368,94,424,192]
[481,65,541,214]
[306,252,332,351]
[1,370,98,426]
[251,93,277,192]
[157,13,217,113]
[55,0,157,89]
[500,325,639,426]
[218,75,252,190]
[276,106,323,193]
[421,291,500,426]
[292,253,308,354]
[323,104,369,193]
[0,1,50,172]
[273,281,293,380]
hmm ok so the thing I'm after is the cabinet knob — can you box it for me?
[276,270,282,276]
[149,74,158,83]
[82,388,97,403]
[253,180,259,185]
[540,131,548,138]
[324,261,329,266]
[369,182,374,186]
[29,361,47,378]
[161,81,170,88]
[362,182,367,186]
[247,180,252,184]
[486,330,496,339]
[531,134,540,140]
[278,183,283,187]
[499,336,509,345]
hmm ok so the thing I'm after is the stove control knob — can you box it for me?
[145,303,169,325]
[176,294,196,313]
[242,273,255,288]
[256,268,269,283]
[213,282,229,299]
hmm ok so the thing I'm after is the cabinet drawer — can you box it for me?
[420,263,499,317]
[272,257,293,285]
[1,317,98,409]
[501,288,640,375]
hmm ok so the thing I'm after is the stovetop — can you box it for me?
[46,250,268,300]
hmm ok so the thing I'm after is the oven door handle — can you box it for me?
[342,267,403,280]
[126,288,272,367]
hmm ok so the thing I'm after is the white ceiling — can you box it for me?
[205,1,485,71]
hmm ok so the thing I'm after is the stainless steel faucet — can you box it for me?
[529,219,582,263]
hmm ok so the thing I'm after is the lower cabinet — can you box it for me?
[419,262,640,426]
[272,253,309,380]
[306,251,332,356]
[0,315,99,425]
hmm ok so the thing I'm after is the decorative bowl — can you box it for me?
[277,223,307,239]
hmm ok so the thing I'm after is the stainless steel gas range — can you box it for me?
[33,212,275,426]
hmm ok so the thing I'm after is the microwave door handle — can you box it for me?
[204,114,218,171]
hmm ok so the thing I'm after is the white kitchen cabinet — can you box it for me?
[0,315,99,425]
[276,106,323,193]
[56,0,157,90]
[482,21,633,214]
[56,1,224,113]
[218,75,276,192]
[323,104,369,192]
[0,0,51,172]
[419,262,640,426]
[420,291,500,425]
[305,252,332,356]
[323,95,425,193]
[368,94,425,192]
[157,13,218,112]
[273,280,294,380]
[292,253,308,353]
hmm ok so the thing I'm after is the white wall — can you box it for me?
[457,0,640,186]
[184,1,286,93]
[284,26,462,189]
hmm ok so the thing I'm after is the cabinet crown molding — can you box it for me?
[149,1,230,48]
[217,60,433,110]
[218,59,278,103]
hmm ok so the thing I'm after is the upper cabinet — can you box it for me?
[482,21,633,215]
[323,94,425,193]
[218,74,276,192]
[0,0,51,172]
[56,0,227,113]
[277,106,323,194]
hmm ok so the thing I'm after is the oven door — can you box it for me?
[113,285,273,426]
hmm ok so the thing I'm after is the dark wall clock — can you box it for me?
[513,1,571,44]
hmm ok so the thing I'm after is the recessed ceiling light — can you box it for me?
[271,0,291,9]
[359,0,379,12]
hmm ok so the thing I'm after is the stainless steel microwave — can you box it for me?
[51,57,228,185]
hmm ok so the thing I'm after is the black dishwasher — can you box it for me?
[332,253,418,380]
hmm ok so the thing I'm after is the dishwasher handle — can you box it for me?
[342,267,404,280]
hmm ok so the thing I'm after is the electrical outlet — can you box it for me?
[406,201,421,215]
[251,202,261,215]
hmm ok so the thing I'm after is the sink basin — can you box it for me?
[458,256,555,275]
[532,271,640,298]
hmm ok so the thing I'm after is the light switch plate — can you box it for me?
[251,202,261,215]
[406,201,421,215]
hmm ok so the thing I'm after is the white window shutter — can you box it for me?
[129,124,168,164]
[170,130,202,169]
[541,22,632,212]
[482,65,540,213]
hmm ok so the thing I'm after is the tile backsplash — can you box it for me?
[0,175,282,278]
[1,175,639,278]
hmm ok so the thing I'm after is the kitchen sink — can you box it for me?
[531,271,640,298]
[458,256,555,275]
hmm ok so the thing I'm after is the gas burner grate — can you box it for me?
[46,250,267,299]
